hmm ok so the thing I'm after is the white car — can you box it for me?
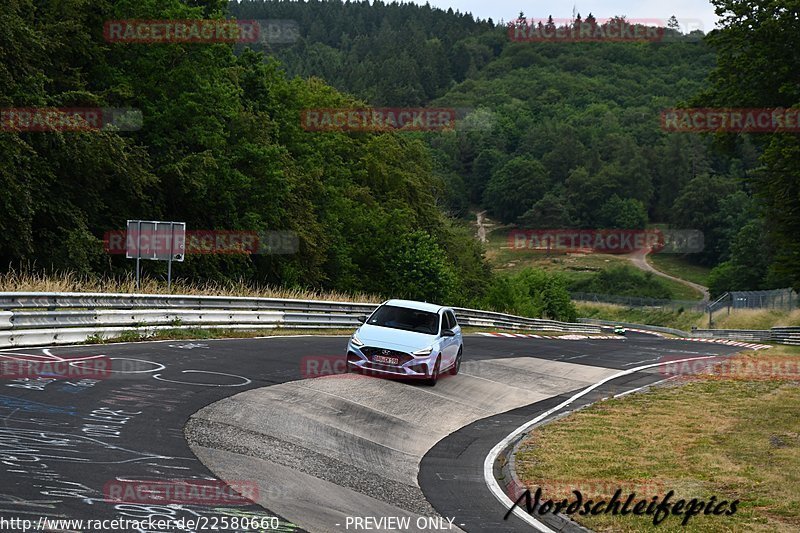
[346,299,463,385]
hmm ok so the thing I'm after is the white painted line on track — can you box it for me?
[621,357,661,367]
[561,354,592,361]
[483,354,717,532]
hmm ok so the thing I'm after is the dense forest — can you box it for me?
[0,0,797,317]
[230,0,795,296]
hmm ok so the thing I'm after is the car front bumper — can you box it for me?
[346,341,437,378]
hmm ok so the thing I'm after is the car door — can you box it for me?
[448,310,462,346]
[446,310,461,364]
[440,311,458,368]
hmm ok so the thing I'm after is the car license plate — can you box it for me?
[373,355,399,365]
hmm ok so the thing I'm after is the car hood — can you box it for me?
[356,324,437,351]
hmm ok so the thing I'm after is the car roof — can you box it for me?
[382,299,446,313]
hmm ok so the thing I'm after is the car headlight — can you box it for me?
[411,346,433,356]
[350,334,364,347]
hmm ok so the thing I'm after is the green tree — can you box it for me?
[469,148,505,203]
[598,195,648,229]
[696,0,800,288]
[482,268,576,321]
[483,157,549,223]
[670,175,741,266]
[708,218,779,295]
[517,191,575,228]
[380,231,458,304]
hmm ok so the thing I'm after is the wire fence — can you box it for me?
[729,289,798,310]
[574,288,798,314]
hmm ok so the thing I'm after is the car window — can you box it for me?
[367,305,439,335]
[446,310,458,328]
[441,312,451,331]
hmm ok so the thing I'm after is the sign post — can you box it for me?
[126,220,186,291]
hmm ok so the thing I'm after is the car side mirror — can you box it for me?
[356,315,367,324]
[441,329,455,337]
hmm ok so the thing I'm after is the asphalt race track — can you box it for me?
[0,333,747,532]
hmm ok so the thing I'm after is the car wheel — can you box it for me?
[425,356,441,386]
[449,347,462,375]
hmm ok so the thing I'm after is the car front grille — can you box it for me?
[360,347,413,365]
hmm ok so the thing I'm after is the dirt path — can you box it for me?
[628,249,710,301]
[476,210,496,243]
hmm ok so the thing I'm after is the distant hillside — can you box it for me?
[228,0,498,105]
[234,1,787,293]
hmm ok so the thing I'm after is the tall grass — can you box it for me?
[708,308,800,329]
[0,269,381,303]
[577,301,800,331]
[576,302,703,331]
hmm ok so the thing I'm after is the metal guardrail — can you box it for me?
[4,292,794,348]
[584,319,800,345]
[578,318,689,337]
[768,327,800,345]
[451,306,600,333]
[0,293,602,348]
[691,329,773,342]
[0,292,378,313]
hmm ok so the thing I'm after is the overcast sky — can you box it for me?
[408,0,719,34]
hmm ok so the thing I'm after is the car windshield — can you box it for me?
[367,305,439,335]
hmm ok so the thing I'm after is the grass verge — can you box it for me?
[708,309,800,330]
[647,254,711,287]
[514,345,800,532]
[0,269,380,303]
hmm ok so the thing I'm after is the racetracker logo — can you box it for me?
[0,356,112,380]
[659,354,800,381]
[0,108,142,132]
[103,479,258,505]
[301,355,416,380]
[508,17,683,42]
[103,230,298,255]
[661,108,800,133]
[103,19,299,44]
[301,108,457,132]
[301,356,348,378]
[508,229,704,254]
